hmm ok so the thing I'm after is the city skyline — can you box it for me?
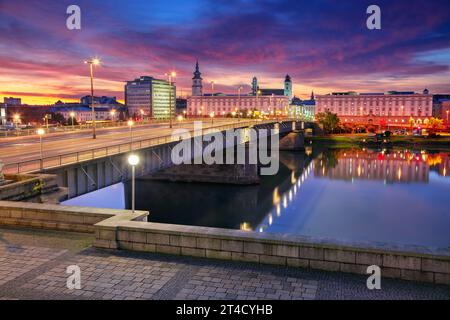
[1,0,450,105]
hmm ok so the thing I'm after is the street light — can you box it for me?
[13,114,20,129]
[69,112,75,130]
[127,154,140,213]
[110,109,116,123]
[210,112,215,125]
[165,71,177,129]
[84,58,101,139]
[128,120,134,150]
[36,128,45,170]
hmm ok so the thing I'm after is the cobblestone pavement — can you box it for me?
[0,227,449,300]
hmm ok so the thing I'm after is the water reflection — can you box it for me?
[63,148,450,247]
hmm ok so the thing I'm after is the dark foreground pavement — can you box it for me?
[0,227,448,300]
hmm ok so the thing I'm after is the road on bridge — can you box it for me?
[0,119,242,168]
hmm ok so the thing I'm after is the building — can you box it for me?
[441,100,450,126]
[80,96,118,105]
[252,74,293,102]
[432,94,450,119]
[187,62,290,116]
[50,105,125,123]
[125,76,176,119]
[176,98,187,114]
[192,61,203,96]
[289,96,315,120]
[187,94,289,117]
[3,97,21,106]
[315,90,433,127]
[0,103,6,125]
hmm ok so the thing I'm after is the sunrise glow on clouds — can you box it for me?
[0,0,449,105]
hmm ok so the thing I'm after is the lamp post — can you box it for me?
[177,114,183,126]
[13,114,20,130]
[127,154,140,213]
[238,86,243,122]
[165,71,176,129]
[110,109,116,123]
[210,112,214,126]
[69,112,75,130]
[84,58,100,139]
[36,128,45,170]
[128,120,134,150]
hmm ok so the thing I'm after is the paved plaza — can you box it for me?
[0,227,448,300]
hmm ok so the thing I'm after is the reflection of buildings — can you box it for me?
[313,150,450,184]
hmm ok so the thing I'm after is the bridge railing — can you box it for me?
[3,119,291,174]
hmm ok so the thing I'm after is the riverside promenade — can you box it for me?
[0,227,448,300]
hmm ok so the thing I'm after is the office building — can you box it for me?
[125,76,176,119]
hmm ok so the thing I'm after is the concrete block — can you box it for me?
[99,229,116,241]
[339,263,367,275]
[156,244,181,255]
[421,258,450,274]
[197,237,221,250]
[169,235,180,246]
[310,260,340,272]
[0,210,11,218]
[400,269,434,283]
[231,252,259,263]
[146,233,170,245]
[286,258,310,268]
[132,242,156,253]
[119,241,134,250]
[205,249,231,260]
[259,255,286,266]
[180,236,197,248]
[181,247,206,258]
[383,254,421,271]
[117,230,129,241]
[324,249,355,263]
[382,267,401,278]
[434,273,450,285]
[299,247,324,260]
[221,240,244,252]
[273,245,298,258]
[355,252,382,266]
[243,242,272,255]
[10,210,22,219]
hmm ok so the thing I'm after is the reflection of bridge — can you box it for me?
[255,157,315,233]
[313,149,450,184]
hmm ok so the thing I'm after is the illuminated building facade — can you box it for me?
[315,90,433,127]
[0,103,6,125]
[125,76,176,119]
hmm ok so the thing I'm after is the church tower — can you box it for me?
[284,74,292,102]
[192,60,203,96]
[251,77,258,95]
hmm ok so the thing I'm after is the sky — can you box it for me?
[0,0,450,105]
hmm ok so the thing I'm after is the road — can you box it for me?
[0,119,243,169]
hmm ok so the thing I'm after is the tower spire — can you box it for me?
[192,60,203,96]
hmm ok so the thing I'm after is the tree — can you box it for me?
[428,117,443,130]
[316,111,340,134]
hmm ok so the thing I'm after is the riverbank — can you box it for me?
[308,134,450,150]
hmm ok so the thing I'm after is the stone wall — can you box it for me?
[0,200,147,233]
[94,215,450,285]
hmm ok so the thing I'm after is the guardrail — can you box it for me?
[0,117,228,138]
[3,119,286,175]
